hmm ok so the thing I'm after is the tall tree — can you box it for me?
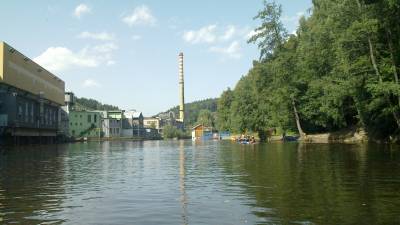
[248,0,288,60]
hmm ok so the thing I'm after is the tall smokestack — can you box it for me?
[179,52,185,123]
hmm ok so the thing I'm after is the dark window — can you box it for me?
[94,114,97,123]
[88,115,92,123]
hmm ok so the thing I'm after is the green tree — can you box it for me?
[196,109,215,128]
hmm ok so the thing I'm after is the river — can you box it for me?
[0,140,399,225]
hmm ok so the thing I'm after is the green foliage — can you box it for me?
[196,109,215,128]
[159,98,218,128]
[76,97,120,111]
[162,125,186,139]
[218,0,400,141]
[216,88,234,131]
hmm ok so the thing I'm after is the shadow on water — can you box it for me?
[0,144,69,224]
[217,142,400,225]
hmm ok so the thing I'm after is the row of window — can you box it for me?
[110,128,120,135]
[72,114,98,123]
[17,102,57,126]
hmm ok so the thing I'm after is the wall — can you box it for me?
[69,111,102,138]
[0,42,65,105]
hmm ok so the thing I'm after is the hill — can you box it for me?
[75,97,120,111]
[157,98,218,127]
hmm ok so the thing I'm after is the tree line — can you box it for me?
[76,97,120,111]
[217,0,400,141]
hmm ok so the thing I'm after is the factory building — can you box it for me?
[0,42,65,144]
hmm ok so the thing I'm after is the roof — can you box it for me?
[192,124,203,130]
[124,111,143,119]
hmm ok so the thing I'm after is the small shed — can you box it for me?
[192,124,213,141]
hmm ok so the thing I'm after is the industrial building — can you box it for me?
[101,110,123,138]
[69,111,102,139]
[0,42,65,144]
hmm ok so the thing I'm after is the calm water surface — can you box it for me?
[0,140,399,225]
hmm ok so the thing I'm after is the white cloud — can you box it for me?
[92,43,118,53]
[122,5,156,26]
[221,25,236,41]
[245,28,264,40]
[131,35,142,40]
[209,41,242,59]
[82,79,101,88]
[34,43,118,72]
[183,25,244,44]
[74,4,91,18]
[183,25,218,44]
[78,31,115,41]
[106,60,116,66]
[34,47,98,72]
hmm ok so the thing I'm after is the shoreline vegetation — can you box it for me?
[216,0,400,144]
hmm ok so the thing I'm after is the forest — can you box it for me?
[217,0,400,141]
[159,98,217,128]
[76,97,120,111]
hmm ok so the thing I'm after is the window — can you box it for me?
[25,102,29,122]
[88,115,91,123]
[80,123,82,126]
[30,103,34,123]
[18,105,23,120]
[49,110,52,125]
[94,114,97,123]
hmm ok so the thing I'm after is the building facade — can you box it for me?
[69,111,102,138]
[102,118,121,138]
[0,42,65,144]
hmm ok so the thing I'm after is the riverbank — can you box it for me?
[301,128,368,143]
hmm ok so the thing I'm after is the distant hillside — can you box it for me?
[75,97,120,111]
[157,98,218,127]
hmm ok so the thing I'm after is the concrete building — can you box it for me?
[0,41,65,144]
[102,118,121,138]
[144,117,161,129]
[123,110,143,129]
[58,92,75,138]
[99,110,123,138]
[69,111,102,138]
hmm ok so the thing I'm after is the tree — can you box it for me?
[216,88,234,131]
[248,0,288,60]
[196,109,215,128]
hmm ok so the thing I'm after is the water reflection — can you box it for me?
[0,141,399,224]
[217,142,400,225]
[179,140,188,225]
[0,144,68,224]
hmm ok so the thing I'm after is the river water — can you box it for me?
[0,140,399,225]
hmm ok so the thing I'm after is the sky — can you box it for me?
[0,0,312,116]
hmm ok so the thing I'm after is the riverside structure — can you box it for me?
[0,42,65,144]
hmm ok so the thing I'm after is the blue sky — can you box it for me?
[0,0,311,116]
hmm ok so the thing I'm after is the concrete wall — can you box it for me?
[69,111,102,138]
[0,42,65,105]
